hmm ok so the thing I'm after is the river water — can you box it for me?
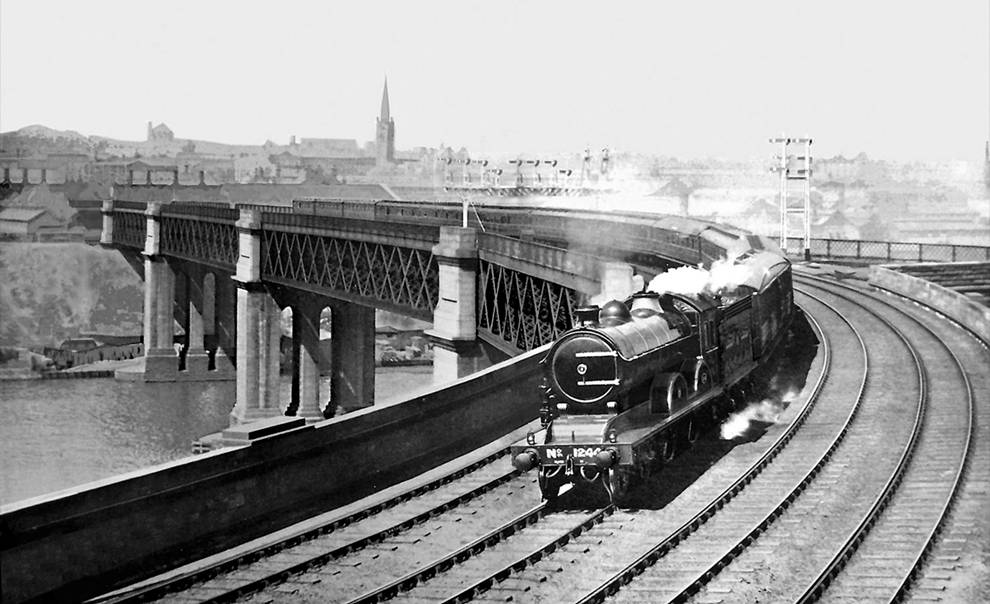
[0,366,433,506]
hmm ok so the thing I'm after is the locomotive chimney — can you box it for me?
[575,306,600,327]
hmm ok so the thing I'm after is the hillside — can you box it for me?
[0,243,143,347]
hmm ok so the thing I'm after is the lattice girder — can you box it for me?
[478,259,580,353]
[262,230,438,319]
[160,216,238,268]
[112,211,147,249]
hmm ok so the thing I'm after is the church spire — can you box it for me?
[380,77,391,123]
[376,77,395,167]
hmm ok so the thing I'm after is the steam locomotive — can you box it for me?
[510,249,793,504]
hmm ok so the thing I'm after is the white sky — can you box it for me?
[1,0,988,161]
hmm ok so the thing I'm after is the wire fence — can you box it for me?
[783,237,990,263]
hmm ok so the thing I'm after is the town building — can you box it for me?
[0,207,65,240]
[147,122,175,142]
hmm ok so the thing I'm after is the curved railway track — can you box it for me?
[869,280,989,604]
[803,274,984,603]
[557,285,885,604]
[485,275,970,604]
[94,273,984,604]
[397,294,838,603]
[98,294,831,604]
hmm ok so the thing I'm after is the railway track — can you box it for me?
[95,292,830,604]
[428,294,838,603]
[814,274,988,603]
[484,276,961,604]
[790,276,974,602]
[641,274,973,604]
[92,444,532,603]
[95,272,984,603]
[534,285,881,604]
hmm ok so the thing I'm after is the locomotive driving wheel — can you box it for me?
[651,372,689,414]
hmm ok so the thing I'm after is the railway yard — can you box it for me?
[89,268,989,604]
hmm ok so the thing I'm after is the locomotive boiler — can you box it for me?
[510,249,793,504]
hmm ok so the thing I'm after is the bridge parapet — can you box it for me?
[784,236,990,263]
[870,263,990,342]
[478,232,601,294]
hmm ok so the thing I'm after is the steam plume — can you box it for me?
[719,389,796,440]
[647,257,754,298]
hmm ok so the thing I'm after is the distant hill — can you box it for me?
[13,124,90,143]
[1,123,292,162]
[0,243,143,347]
[0,125,93,156]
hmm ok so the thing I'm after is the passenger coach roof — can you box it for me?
[734,250,791,291]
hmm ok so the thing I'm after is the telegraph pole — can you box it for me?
[769,136,813,260]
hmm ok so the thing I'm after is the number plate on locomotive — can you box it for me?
[540,445,604,465]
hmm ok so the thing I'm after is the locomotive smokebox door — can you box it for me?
[552,335,618,404]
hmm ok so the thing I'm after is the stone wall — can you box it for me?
[0,345,547,603]
[868,264,990,342]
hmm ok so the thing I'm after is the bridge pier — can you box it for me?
[231,209,281,424]
[285,297,325,421]
[277,295,375,419]
[142,203,179,381]
[593,261,636,305]
[183,272,210,373]
[426,226,489,382]
[212,273,237,375]
[178,266,234,379]
[231,285,282,423]
[329,301,375,414]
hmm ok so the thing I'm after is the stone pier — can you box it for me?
[142,202,179,381]
[426,226,489,383]
[329,301,376,414]
[230,209,282,424]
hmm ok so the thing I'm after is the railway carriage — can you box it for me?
[511,248,794,504]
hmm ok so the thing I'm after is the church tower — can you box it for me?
[376,78,395,167]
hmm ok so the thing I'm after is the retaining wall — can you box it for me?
[869,264,990,342]
[1,346,547,603]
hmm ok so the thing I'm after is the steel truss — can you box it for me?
[262,230,438,317]
[160,215,238,268]
[112,210,147,249]
[478,259,579,352]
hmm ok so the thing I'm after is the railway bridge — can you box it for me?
[3,193,989,603]
[98,195,747,422]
